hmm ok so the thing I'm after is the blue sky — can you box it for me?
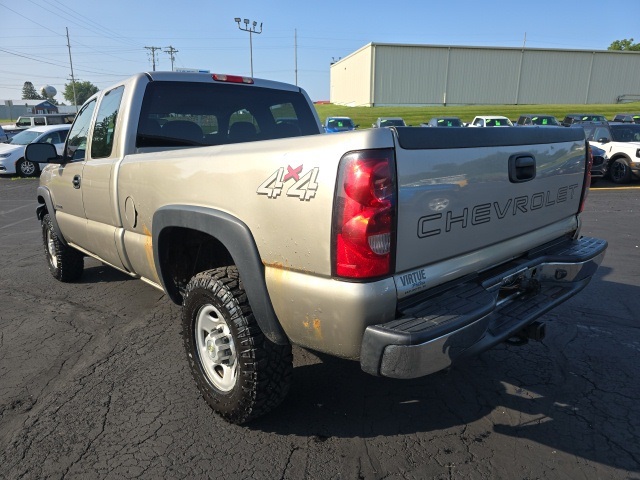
[1,0,639,103]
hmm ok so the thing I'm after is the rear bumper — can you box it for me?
[360,236,607,379]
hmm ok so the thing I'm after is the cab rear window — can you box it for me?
[136,81,318,148]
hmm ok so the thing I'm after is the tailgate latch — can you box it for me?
[508,154,536,183]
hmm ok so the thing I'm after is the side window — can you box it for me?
[65,99,97,162]
[34,117,45,126]
[40,132,60,144]
[270,102,301,137]
[594,127,610,142]
[91,86,124,159]
[47,116,63,125]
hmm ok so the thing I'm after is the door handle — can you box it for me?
[72,174,81,189]
[508,154,536,183]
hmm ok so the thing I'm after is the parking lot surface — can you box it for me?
[1,177,639,479]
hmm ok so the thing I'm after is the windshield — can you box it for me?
[531,116,559,126]
[8,130,40,145]
[580,115,606,122]
[435,118,462,127]
[485,118,512,127]
[380,119,405,127]
[611,124,640,142]
[327,118,354,129]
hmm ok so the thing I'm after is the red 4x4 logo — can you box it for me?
[257,165,319,201]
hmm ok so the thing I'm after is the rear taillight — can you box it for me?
[332,149,396,279]
[579,142,593,214]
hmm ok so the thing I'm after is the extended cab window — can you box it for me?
[91,86,124,158]
[136,81,318,148]
[65,99,97,161]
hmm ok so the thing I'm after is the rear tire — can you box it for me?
[17,158,40,178]
[609,158,632,184]
[42,213,84,281]
[182,266,293,424]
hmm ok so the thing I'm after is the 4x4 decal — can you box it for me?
[257,165,319,201]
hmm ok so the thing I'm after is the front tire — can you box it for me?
[17,158,39,178]
[182,267,292,424]
[609,158,632,184]
[42,213,84,282]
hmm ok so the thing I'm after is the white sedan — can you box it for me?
[0,125,70,177]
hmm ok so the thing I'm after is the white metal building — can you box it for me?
[329,43,640,107]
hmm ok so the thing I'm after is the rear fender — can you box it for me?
[152,205,288,345]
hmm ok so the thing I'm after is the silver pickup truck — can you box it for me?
[26,72,607,424]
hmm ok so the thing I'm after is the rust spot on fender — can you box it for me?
[143,225,154,268]
[312,319,322,339]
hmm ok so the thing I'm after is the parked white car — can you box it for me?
[0,125,70,177]
[468,116,513,127]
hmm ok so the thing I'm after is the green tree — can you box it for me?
[22,81,42,100]
[63,80,99,105]
[608,38,640,51]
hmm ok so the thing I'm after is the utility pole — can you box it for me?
[294,29,298,86]
[66,27,78,112]
[165,45,178,71]
[145,46,162,71]
[233,18,263,77]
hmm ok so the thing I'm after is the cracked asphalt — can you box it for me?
[1,176,638,479]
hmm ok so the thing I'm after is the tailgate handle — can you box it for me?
[509,154,536,183]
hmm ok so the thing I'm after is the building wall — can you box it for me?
[329,45,372,107]
[329,43,640,107]
[372,45,450,105]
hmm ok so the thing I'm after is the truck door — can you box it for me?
[80,85,129,272]
[48,99,97,249]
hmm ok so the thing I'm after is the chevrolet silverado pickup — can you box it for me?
[26,71,607,424]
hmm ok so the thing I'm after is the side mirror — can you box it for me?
[25,142,62,164]
[597,137,610,144]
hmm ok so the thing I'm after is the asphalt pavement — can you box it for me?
[0,176,638,479]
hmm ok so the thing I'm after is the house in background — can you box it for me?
[1,99,59,121]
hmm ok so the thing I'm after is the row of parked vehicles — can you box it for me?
[323,113,640,184]
[3,112,639,183]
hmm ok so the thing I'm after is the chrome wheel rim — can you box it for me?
[195,304,238,392]
[46,228,58,269]
[20,161,35,176]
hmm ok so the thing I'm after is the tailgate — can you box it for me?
[392,126,587,292]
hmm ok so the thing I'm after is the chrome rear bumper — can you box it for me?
[360,236,607,378]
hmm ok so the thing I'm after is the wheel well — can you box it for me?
[158,227,234,303]
[609,153,631,163]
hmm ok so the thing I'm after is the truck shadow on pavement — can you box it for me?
[251,269,640,472]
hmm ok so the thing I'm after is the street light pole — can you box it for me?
[234,18,263,77]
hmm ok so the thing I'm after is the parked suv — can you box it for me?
[612,113,640,124]
[14,113,75,130]
[324,116,357,133]
[581,121,640,183]
[515,114,560,126]
[561,114,606,127]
